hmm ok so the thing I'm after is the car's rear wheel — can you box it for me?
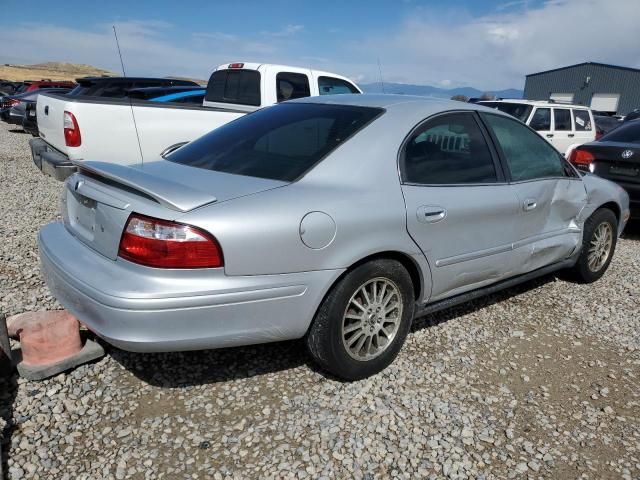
[306,259,414,381]
[569,208,618,283]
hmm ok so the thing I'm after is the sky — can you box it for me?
[0,0,638,90]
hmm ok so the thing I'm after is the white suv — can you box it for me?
[478,100,596,156]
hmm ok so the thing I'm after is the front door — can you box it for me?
[400,111,521,301]
[529,107,554,147]
[551,107,574,155]
[481,112,587,274]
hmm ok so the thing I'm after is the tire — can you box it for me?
[569,208,618,283]
[306,259,415,381]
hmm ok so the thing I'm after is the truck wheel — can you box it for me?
[570,208,618,283]
[306,259,414,381]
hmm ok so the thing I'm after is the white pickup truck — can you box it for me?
[30,62,361,181]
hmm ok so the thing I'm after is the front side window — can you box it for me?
[483,113,565,181]
[573,110,592,131]
[205,70,261,106]
[401,112,497,185]
[318,76,360,95]
[276,72,310,102]
[554,109,572,131]
[168,103,382,182]
[529,108,551,131]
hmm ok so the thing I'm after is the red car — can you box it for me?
[15,80,75,94]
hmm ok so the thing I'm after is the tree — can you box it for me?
[451,95,469,102]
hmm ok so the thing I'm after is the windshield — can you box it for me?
[599,120,640,144]
[168,103,383,182]
[480,102,533,123]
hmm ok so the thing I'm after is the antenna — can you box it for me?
[377,58,386,94]
[113,25,144,165]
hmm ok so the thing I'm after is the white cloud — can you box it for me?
[261,24,304,37]
[351,0,640,89]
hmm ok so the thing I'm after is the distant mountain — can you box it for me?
[360,82,523,100]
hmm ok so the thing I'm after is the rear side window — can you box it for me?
[600,121,640,144]
[318,76,360,95]
[401,112,497,185]
[529,108,551,131]
[573,110,592,131]
[205,70,261,106]
[483,113,565,181]
[168,103,382,182]
[554,109,572,131]
[276,72,310,102]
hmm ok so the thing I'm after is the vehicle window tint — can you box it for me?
[529,108,551,131]
[318,76,360,95]
[401,113,497,185]
[205,70,261,106]
[573,110,592,131]
[600,121,640,144]
[483,113,565,181]
[276,72,310,102]
[554,109,572,131]
[168,103,382,181]
[175,94,205,104]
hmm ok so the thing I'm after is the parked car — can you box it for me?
[38,95,629,380]
[15,80,75,94]
[31,63,361,181]
[22,102,39,136]
[569,119,640,220]
[127,85,204,102]
[478,100,596,156]
[594,114,622,137]
[68,76,199,98]
[1,88,72,125]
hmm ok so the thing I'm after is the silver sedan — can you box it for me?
[39,95,630,380]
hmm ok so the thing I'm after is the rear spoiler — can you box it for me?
[74,160,217,212]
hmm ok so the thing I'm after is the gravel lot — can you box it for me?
[1,120,639,480]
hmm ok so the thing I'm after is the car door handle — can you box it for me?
[417,206,447,223]
[546,134,554,138]
[523,199,537,211]
[568,133,575,137]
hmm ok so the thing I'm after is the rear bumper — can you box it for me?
[30,138,76,181]
[39,222,342,352]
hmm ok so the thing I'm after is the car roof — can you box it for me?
[479,99,591,110]
[290,93,498,115]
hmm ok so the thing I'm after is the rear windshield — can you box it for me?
[205,70,261,106]
[600,120,640,144]
[480,102,533,123]
[167,103,383,181]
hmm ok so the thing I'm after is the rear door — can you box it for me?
[400,111,521,300]
[481,112,587,273]
[551,107,574,154]
[571,109,596,146]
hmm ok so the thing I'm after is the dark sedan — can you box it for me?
[1,88,72,126]
[569,120,640,220]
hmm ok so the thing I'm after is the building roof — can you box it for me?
[526,62,640,77]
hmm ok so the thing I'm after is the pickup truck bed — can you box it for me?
[33,94,244,179]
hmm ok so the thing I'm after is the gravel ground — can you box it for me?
[0,120,639,480]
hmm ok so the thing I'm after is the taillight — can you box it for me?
[569,148,596,171]
[118,214,223,268]
[63,111,81,147]
[8,98,20,107]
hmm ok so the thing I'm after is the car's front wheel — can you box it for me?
[306,259,415,381]
[570,208,618,283]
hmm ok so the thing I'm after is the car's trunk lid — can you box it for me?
[63,160,286,260]
[582,142,640,183]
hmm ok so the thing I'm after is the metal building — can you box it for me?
[524,62,640,115]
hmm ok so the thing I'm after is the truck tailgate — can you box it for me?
[37,94,69,153]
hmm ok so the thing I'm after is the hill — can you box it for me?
[0,62,115,82]
[361,82,523,100]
